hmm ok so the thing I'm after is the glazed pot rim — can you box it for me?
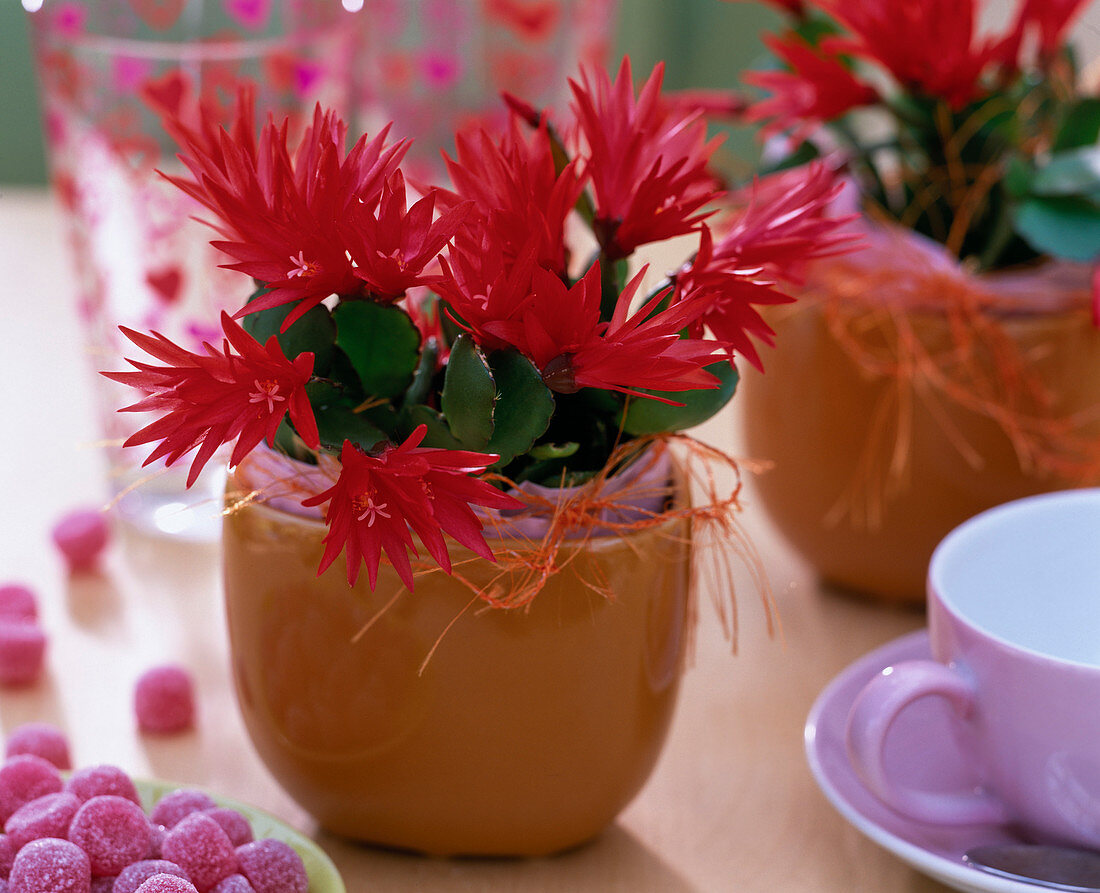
[225,450,692,556]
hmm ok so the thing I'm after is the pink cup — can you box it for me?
[846,488,1100,848]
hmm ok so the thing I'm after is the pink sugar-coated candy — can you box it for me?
[134,666,195,734]
[0,833,15,877]
[8,837,91,892]
[0,622,46,688]
[200,809,252,848]
[68,795,153,877]
[210,875,254,893]
[64,764,141,805]
[235,840,307,893]
[0,587,36,623]
[150,790,216,831]
[51,509,109,573]
[161,813,237,893]
[0,756,62,824]
[4,792,81,850]
[114,860,192,893]
[5,723,71,771]
[148,821,167,858]
[89,878,113,893]
[134,877,198,893]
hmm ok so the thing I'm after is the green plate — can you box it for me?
[136,778,346,893]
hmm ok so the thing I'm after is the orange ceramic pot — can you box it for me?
[741,294,1100,606]
[221,464,691,856]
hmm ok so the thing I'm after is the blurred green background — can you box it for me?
[0,0,778,185]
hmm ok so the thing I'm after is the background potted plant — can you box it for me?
[719,0,1100,603]
[107,58,852,854]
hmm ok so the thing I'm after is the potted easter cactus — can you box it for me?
[107,59,852,854]
[720,0,1100,602]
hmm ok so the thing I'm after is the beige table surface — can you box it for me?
[0,186,953,892]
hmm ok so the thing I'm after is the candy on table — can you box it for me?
[0,623,46,688]
[65,764,143,805]
[235,839,309,893]
[50,508,110,573]
[4,723,71,770]
[210,875,255,892]
[135,666,196,734]
[0,756,62,824]
[68,795,153,876]
[0,588,36,623]
[148,822,167,858]
[8,837,91,892]
[201,808,253,848]
[4,792,81,850]
[161,813,238,892]
[114,860,192,893]
[150,789,217,830]
[0,730,311,892]
[134,876,199,893]
[0,833,14,876]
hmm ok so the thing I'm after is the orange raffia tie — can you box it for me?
[227,435,776,650]
[806,252,1100,491]
[418,433,777,652]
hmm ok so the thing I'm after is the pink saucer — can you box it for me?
[805,631,1047,893]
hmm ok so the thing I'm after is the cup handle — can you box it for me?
[845,659,1009,825]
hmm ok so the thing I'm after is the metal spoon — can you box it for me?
[965,844,1100,891]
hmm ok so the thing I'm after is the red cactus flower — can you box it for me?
[341,171,474,302]
[1005,0,1091,62]
[570,58,724,259]
[442,119,586,278]
[819,0,996,109]
[160,90,408,328]
[676,163,859,371]
[480,263,723,401]
[302,428,522,589]
[104,312,319,486]
[745,32,878,141]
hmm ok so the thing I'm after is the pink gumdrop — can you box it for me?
[0,587,37,623]
[0,756,62,823]
[113,860,191,893]
[4,792,80,850]
[210,875,254,893]
[235,840,307,893]
[90,879,113,893]
[149,790,216,830]
[160,813,237,892]
[68,795,152,876]
[0,622,46,687]
[134,877,198,893]
[134,666,195,734]
[200,809,252,848]
[5,723,71,770]
[51,509,109,572]
[8,837,91,892]
[148,821,167,858]
[64,764,141,805]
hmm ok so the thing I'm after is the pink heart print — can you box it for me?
[225,0,273,29]
[128,0,187,30]
[146,268,184,305]
[485,0,561,41]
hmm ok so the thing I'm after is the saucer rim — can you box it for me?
[804,630,1038,893]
